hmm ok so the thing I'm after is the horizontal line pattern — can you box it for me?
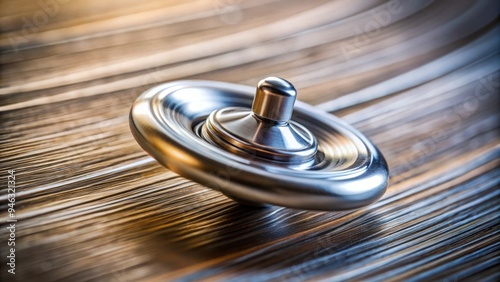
[0,0,499,281]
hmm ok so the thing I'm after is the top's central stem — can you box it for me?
[201,76,317,163]
[252,77,297,123]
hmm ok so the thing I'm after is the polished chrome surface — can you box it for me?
[129,79,388,211]
[252,77,296,122]
[201,77,318,163]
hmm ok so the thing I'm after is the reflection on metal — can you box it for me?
[201,77,318,163]
[130,78,388,210]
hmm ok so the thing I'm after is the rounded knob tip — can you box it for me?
[252,77,297,122]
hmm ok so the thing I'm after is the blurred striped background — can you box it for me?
[1,0,499,281]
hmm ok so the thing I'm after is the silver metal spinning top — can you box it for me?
[130,77,388,211]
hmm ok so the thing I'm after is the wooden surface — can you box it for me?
[1,0,499,281]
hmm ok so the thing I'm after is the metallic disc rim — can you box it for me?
[129,80,388,211]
